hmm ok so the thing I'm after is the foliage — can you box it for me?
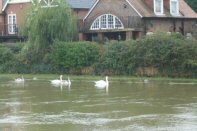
[50,41,100,74]
[0,44,16,73]
[5,42,25,53]
[131,33,197,77]
[22,0,78,53]
[96,41,134,75]
[0,33,196,77]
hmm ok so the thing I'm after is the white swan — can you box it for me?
[95,76,109,89]
[63,77,71,86]
[15,76,24,83]
[144,79,149,83]
[33,77,37,80]
[50,75,63,85]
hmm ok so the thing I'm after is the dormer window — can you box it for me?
[154,0,164,15]
[170,0,179,16]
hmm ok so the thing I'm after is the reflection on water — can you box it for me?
[0,77,197,131]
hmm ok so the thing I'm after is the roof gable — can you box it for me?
[84,0,143,21]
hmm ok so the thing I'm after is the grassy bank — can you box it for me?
[0,74,196,82]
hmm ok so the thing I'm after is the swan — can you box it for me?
[95,76,109,89]
[15,76,24,83]
[50,75,63,85]
[144,79,149,83]
[63,77,71,86]
[33,77,37,80]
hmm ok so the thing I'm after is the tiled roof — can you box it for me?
[2,0,96,10]
[67,0,97,9]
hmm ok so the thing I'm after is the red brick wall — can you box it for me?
[73,9,89,19]
[5,2,31,34]
[85,0,141,30]
[144,0,154,9]
[0,0,3,34]
[146,19,195,34]
[164,0,170,10]
[0,0,2,14]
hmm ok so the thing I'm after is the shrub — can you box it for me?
[50,41,99,74]
[96,41,135,75]
[0,44,16,72]
[5,42,25,53]
[131,32,197,77]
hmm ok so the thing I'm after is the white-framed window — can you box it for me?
[90,14,124,30]
[8,14,17,34]
[154,0,164,15]
[170,0,179,16]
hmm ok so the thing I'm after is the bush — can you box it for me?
[50,41,100,74]
[96,41,135,75]
[0,32,196,77]
[5,42,25,53]
[0,44,16,72]
[131,33,197,77]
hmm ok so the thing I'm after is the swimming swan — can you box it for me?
[95,76,109,88]
[15,76,24,83]
[63,77,71,86]
[51,75,71,87]
[51,75,63,85]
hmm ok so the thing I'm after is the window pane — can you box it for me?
[101,15,107,28]
[115,18,122,28]
[155,0,162,13]
[171,1,177,14]
[108,15,114,29]
[91,14,124,30]
[92,19,100,29]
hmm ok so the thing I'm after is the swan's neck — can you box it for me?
[106,77,108,82]
[106,77,109,86]
[68,78,71,85]
[60,76,63,81]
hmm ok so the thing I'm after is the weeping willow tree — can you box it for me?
[18,0,78,65]
[23,0,78,52]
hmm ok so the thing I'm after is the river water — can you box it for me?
[0,76,197,131]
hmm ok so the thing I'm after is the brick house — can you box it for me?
[82,0,197,41]
[0,0,197,41]
[0,0,31,41]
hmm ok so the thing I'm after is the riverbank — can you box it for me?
[0,33,197,78]
[0,74,196,82]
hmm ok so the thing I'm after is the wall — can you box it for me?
[144,0,154,10]
[85,0,142,30]
[164,0,170,10]
[146,18,196,35]
[0,0,3,35]
[0,0,2,14]
[4,2,31,35]
[73,9,89,19]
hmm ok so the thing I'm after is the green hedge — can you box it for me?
[50,41,99,74]
[0,33,196,77]
[130,33,197,77]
